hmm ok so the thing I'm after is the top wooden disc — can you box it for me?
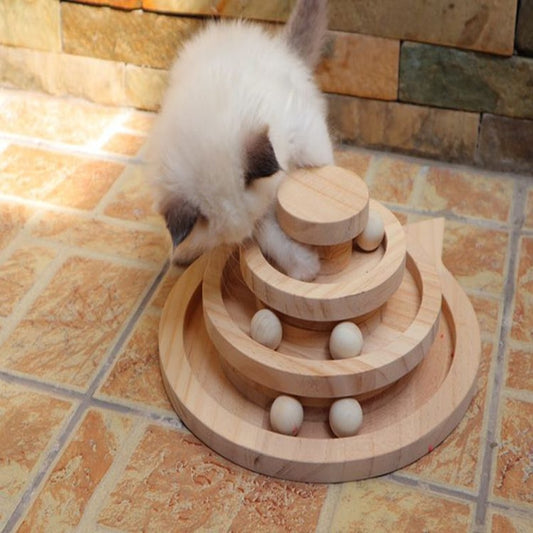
[276,166,369,246]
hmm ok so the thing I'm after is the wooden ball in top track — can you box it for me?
[276,166,369,246]
[356,209,385,252]
[250,309,283,350]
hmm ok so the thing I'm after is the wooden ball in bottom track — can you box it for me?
[270,396,304,436]
[329,398,363,437]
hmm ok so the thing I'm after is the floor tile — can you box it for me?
[0,256,155,388]
[97,311,174,412]
[525,188,533,229]
[468,293,501,339]
[228,476,327,532]
[442,221,509,295]
[31,209,170,265]
[102,164,163,227]
[0,381,74,527]
[400,340,494,490]
[489,508,533,533]
[492,396,533,506]
[0,199,32,250]
[102,132,146,156]
[149,265,182,309]
[95,423,327,533]
[0,90,124,146]
[0,145,123,209]
[420,167,514,222]
[18,408,133,532]
[96,425,254,532]
[0,245,57,321]
[333,148,373,178]
[123,110,155,133]
[510,236,533,344]
[504,343,533,394]
[330,478,473,532]
[369,155,421,205]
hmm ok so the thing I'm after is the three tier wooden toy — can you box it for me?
[159,166,481,482]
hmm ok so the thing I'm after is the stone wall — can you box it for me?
[0,0,531,173]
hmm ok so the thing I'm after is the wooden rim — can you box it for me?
[158,246,480,482]
[276,166,369,245]
[240,200,406,322]
[203,235,442,398]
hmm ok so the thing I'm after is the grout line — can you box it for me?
[381,201,511,232]
[315,483,342,532]
[0,250,67,348]
[485,496,533,517]
[0,371,85,402]
[91,108,131,151]
[361,151,382,187]
[0,192,163,233]
[473,178,528,527]
[338,143,533,181]
[1,400,83,533]
[501,387,533,407]
[0,371,182,430]
[1,259,170,533]
[390,473,478,503]
[73,420,150,533]
[408,163,430,208]
[84,258,170,398]
[0,131,146,166]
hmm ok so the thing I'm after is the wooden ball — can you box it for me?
[356,209,385,252]
[329,322,363,359]
[270,395,304,436]
[250,309,282,349]
[329,398,363,438]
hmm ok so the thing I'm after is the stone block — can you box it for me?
[328,0,517,56]
[125,64,169,111]
[316,31,399,100]
[328,94,479,163]
[142,0,290,20]
[516,0,533,55]
[399,43,533,120]
[0,0,61,52]
[476,114,533,173]
[61,2,203,69]
[0,45,127,106]
[69,0,142,8]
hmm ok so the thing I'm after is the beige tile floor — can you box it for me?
[0,88,531,532]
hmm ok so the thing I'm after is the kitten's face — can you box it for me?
[158,127,282,265]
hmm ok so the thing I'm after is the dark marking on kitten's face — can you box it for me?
[244,127,280,185]
[162,198,200,249]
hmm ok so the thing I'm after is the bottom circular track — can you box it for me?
[159,254,480,483]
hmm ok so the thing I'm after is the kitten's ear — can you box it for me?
[161,198,199,248]
[244,127,280,185]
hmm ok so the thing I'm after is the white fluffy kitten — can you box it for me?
[147,0,333,280]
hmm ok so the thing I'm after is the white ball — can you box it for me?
[356,209,385,252]
[329,322,363,359]
[329,398,363,438]
[250,309,282,349]
[269,395,304,436]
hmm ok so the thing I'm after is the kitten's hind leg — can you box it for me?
[254,209,320,282]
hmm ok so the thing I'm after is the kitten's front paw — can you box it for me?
[286,248,320,281]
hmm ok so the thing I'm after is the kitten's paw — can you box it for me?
[285,247,320,281]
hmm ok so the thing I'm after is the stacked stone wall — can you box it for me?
[1,0,531,172]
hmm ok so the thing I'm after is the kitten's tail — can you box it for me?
[283,0,328,69]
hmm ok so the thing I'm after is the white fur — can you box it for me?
[147,20,334,278]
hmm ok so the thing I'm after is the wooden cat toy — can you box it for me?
[159,166,480,482]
